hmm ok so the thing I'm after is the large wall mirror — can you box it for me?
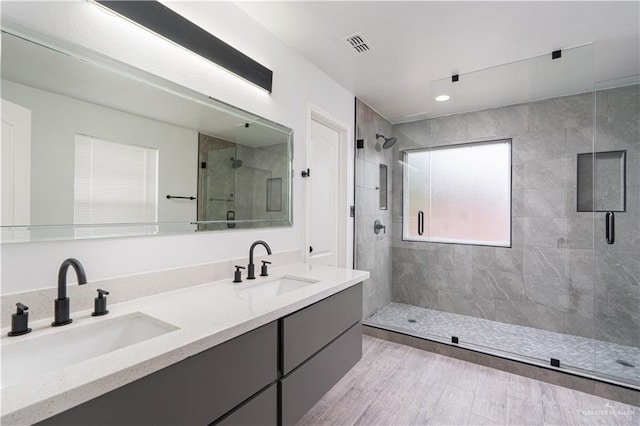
[1,30,293,243]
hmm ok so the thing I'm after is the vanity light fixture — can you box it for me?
[435,95,450,102]
[93,0,273,93]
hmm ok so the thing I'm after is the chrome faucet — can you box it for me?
[247,240,272,280]
[52,258,87,326]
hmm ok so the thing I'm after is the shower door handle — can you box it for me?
[417,210,424,236]
[605,211,615,245]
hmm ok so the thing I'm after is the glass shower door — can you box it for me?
[592,76,640,387]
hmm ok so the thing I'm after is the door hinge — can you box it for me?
[309,246,313,253]
[350,205,355,217]
[301,168,310,178]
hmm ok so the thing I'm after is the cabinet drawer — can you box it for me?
[39,321,278,426]
[215,384,277,426]
[281,283,362,374]
[280,323,362,425]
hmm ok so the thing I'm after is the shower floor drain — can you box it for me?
[616,359,635,368]
[407,318,417,323]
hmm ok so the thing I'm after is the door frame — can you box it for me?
[1,99,31,226]
[305,102,352,267]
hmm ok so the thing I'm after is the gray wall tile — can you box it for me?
[523,247,567,278]
[430,115,466,144]
[512,129,566,164]
[523,275,570,311]
[523,158,567,189]
[523,188,566,218]
[356,99,394,319]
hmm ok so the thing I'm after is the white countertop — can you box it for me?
[0,263,369,425]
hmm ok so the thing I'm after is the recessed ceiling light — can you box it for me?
[435,95,450,102]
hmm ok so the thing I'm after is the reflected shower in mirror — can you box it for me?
[197,130,288,231]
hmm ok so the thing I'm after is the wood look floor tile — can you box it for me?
[298,335,639,426]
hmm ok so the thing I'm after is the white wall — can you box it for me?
[2,80,198,226]
[0,1,355,294]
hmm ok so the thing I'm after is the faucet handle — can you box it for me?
[9,302,32,336]
[16,303,29,315]
[92,289,110,317]
[233,265,245,283]
[260,260,271,277]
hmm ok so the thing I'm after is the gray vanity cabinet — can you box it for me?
[279,283,363,425]
[280,323,362,425]
[281,283,363,375]
[37,283,363,426]
[38,322,278,426]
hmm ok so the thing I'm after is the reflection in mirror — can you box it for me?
[197,129,288,231]
[0,30,292,242]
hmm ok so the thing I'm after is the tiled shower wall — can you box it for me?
[390,85,639,347]
[356,98,394,319]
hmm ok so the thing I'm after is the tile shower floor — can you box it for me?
[366,302,640,386]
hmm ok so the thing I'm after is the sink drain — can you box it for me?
[407,318,417,323]
[616,359,635,368]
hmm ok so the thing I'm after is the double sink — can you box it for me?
[1,275,318,390]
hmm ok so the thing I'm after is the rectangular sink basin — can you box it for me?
[244,276,319,298]
[1,312,178,389]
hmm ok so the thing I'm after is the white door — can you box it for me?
[1,99,31,226]
[308,119,340,266]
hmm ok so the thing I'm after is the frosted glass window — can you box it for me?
[74,135,158,237]
[403,140,511,247]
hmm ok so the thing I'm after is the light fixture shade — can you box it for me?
[96,0,273,93]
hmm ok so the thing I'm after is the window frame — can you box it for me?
[401,138,513,248]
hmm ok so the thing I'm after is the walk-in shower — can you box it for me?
[355,44,639,389]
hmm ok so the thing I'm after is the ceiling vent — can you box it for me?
[342,33,374,54]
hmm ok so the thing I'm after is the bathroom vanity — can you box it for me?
[1,264,368,425]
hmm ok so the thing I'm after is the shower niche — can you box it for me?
[577,150,626,212]
[379,164,388,210]
[577,150,626,245]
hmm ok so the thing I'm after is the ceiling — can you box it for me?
[235,1,640,123]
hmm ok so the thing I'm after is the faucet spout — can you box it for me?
[57,258,87,300]
[247,240,272,280]
[53,258,87,326]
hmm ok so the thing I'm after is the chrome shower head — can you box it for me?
[376,134,397,150]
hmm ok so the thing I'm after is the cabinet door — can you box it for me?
[215,384,277,426]
[281,283,362,374]
[39,322,278,426]
[280,323,362,425]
